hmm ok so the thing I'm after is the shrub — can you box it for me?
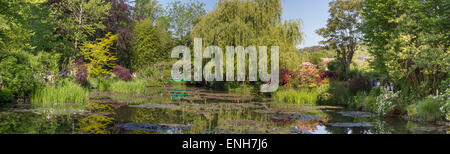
[31,79,89,108]
[416,95,445,121]
[289,62,320,88]
[137,61,173,86]
[112,65,132,81]
[0,88,13,103]
[375,89,400,116]
[75,58,88,87]
[318,81,353,106]
[310,52,326,65]
[349,92,368,109]
[280,68,290,86]
[0,50,40,97]
[80,33,119,78]
[441,101,450,121]
[327,60,345,80]
[349,76,370,94]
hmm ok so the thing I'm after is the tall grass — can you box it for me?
[273,85,328,105]
[109,79,147,95]
[416,96,443,121]
[31,79,89,109]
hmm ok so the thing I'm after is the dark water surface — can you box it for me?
[0,87,448,134]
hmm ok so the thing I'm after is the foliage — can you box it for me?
[318,81,353,106]
[50,0,112,61]
[310,52,326,65]
[133,0,163,21]
[0,50,40,97]
[112,65,132,81]
[191,0,303,71]
[289,62,320,89]
[361,0,449,98]
[30,51,61,78]
[136,61,174,87]
[279,68,290,86]
[80,32,119,78]
[74,58,88,86]
[316,0,363,74]
[132,18,168,71]
[348,76,370,94]
[164,0,206,44]
[415,94,447,121]
[0,88,12,103]
[327,60,346,80]
[108,79,148,95]
[375,89,401,116]
[31,79,89,108]
[273,86,328,105]
[98,0,135,67]
[78,114,114,134]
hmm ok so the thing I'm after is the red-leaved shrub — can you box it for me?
[280,68,290,87]
[112,65,132,81]
[75,58,88,86]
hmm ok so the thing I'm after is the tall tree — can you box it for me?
[131,18,167,71]
[164,0,206,45]
[97,0,135,68]
[133,0,162,21]
[316,0,363,75]
[361,0,449,97]
[49,0,111,66]
[192,0,303,71]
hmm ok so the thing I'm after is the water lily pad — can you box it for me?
[328,122,373,127]
[338,111,376,117]
[117,123,191,132]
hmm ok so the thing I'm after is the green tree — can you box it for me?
[131,18,168,71]
[134,0,163,21]
[80,32,118,78]
[316,0,363,75]
[50,0,111,63]
[361,0,449,97]
[164,0,206,45]
[191,0,303,71]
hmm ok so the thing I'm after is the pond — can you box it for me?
[0,87,448,134]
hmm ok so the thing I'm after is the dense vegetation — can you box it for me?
[0,0,448,123]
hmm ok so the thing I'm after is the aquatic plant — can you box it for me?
[31,79,89,109]
[110,79,147,95]
[416,95,445,121]
[273,85,328,105]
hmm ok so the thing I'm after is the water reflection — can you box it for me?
[0,87,448,134]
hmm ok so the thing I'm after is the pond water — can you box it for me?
[0,87,448,134]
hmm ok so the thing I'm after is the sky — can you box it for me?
[158,0,331,48]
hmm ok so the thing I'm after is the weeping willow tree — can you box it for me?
[191,0,303,88]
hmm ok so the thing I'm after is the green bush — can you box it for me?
[0,88,13,103]
[31,79,89,108]
[416,95,444,121]
[318,82,353,106]
[310,52,326,65]
[349,92,368,109]
[0,50,41,97]
[327,60,346,80]
[374,89,400,116]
